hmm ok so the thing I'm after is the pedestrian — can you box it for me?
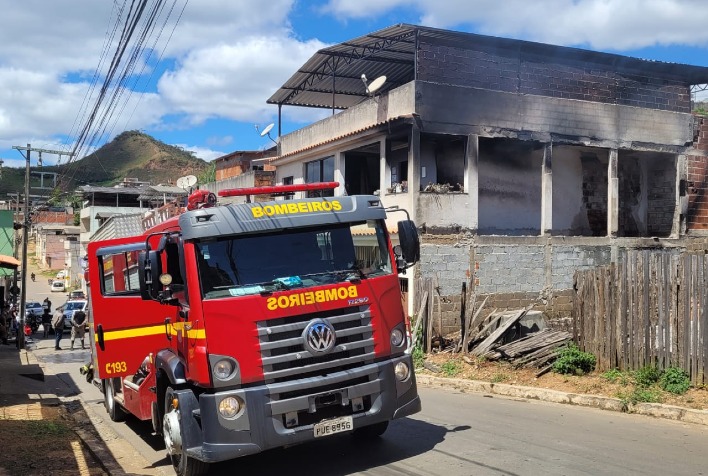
[51,307,64,350]
[70,309,87,350]
[43,297,52,314]
[41,308,52,338]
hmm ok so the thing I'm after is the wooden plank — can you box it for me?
[657,253,666,369]
[457,282,466,353]
[470,309,528,356]
[410,290,428,350]
[670,254,679,368]
[681,254,690,373]
[463,296,488,353]
[620,255,628,370]
[608,262,617,370]
[425,278,434,352]
[628,251,636,369]
[701,253,708,385]
[643,249,651,367]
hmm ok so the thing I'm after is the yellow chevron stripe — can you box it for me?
[96,324,206,341]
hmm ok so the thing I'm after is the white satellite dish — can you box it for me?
[260,123,274,137]
[176,174,198,190]
[366,75,387,95]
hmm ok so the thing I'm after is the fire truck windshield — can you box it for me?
[195,220,393,299]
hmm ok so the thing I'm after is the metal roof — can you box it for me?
[268,23,708,110]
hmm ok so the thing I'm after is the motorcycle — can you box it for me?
[24,311,39,334]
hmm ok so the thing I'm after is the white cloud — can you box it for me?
[175,144,224,162]
[157,36,328,124]
[323,0,708,51]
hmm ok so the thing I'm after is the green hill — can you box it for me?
[0,131,210,199]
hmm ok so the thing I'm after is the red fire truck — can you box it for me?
[85,182,421,476]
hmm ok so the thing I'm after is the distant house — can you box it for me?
[213,150,276,181]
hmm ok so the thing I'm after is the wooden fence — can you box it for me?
[573,250,708,385]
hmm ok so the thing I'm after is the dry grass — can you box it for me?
[421,353,708,410]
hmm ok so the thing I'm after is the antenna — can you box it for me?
[258,123,277,145]
[176,174,197,191]
[361,74,387,96]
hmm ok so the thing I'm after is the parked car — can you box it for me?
[55,270,67,279]
[62,299,88,330]
[25,301,43,317]
[67,290,86,300]
[51,280,66,292]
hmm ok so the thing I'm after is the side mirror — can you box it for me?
[138,250,162,301]
[397,220,420,265]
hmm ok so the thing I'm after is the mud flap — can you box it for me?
[172,389,203,457]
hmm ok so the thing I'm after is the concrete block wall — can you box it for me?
[551,245,612,289]
[687,148,708,231]
[418,240,613,334]
[417,37,691,113]
[647,160,676,236]
[418,243,470,296]
[474,244,545,294]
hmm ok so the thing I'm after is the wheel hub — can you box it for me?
[163,409,182,455]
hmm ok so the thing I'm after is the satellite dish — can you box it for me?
[366,75,387,95]
[176,174,197,190]
[260,123,274,137]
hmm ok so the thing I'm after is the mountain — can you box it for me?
[0,131,211,199]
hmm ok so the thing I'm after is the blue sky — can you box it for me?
[1,0,708,171]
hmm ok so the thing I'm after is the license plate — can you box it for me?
[313,416,353,438]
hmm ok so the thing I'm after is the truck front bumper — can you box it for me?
[181,354,420,463]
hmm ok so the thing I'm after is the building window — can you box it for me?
[305,157,334,197]
[283,176,294,200]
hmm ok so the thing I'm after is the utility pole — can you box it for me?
[11,145,74,349]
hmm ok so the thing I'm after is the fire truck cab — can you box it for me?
[86,184,421,476]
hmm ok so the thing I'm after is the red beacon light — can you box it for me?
[218,182,339,202]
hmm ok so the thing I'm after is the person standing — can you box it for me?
[41,309,52,338]
[70,309,87,350]
[51,307,64,350]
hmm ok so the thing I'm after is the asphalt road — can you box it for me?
[23,276,708,476]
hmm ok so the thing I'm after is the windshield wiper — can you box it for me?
[299,268,365,282]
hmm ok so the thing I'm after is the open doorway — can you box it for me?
[344,143,380,195]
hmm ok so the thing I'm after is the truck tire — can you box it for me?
[104,379,127,422]
[352,421,389,439]
[163,386,209,476]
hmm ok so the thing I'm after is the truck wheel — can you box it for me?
[104,379,126,422]
[163,387,209,476]
[352,421,389,439]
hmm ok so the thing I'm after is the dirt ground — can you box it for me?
[0,402,106,476]
[420,353,708,411]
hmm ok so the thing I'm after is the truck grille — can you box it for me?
[257,306,374,383]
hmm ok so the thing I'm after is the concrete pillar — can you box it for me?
[608,149,619,237]
[380,138,388,196]
[408,124,420,221]
[334,151,345,196]
[466,134,479,232]
[541,143,553,235]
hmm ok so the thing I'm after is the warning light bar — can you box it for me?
[218,182,340,198]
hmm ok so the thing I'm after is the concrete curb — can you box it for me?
[416,374,708,426]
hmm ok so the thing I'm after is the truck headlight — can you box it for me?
[394,362,410,381]
[213,359,235,380]
[390,328,405,347]
[218,396,244,419]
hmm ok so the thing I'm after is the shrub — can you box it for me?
[552,344,596,375]
[412,345,425,369]
[602,368,623,383]
[660,367,691,395]
[441,360,461,378]
[634,366,661,387]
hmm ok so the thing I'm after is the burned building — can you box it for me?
[265,24,708,329]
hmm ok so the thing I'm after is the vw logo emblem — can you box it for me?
[302,319,336,355]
